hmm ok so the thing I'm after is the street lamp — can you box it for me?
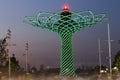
[98,39,102,74]
[6,29,11,79]
[23,42,30,74]
[25,42,29,74]
[6,29,16,79]
[107,23,112,80]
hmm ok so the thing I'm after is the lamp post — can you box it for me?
[6,29,11,79]
[25,42,29,74]
[107,24,112,80]
[22,42,30,80]
[6,29,16,79]
[98,39,102,74]
[23,42,31,74]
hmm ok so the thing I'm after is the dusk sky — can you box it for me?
[0,0,120,69]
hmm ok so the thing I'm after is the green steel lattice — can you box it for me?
[24,9,106,77]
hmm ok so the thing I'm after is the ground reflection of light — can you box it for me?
[0,73,120,80]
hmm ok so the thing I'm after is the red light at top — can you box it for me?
[63,5,70,11]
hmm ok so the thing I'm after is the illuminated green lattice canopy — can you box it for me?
[24,8,106,77]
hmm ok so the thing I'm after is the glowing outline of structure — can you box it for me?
[24,7,106,77]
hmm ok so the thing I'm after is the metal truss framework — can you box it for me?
[24,9,106,77]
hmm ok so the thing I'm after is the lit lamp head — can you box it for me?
[61,5,71,19]
[62,5,70,11]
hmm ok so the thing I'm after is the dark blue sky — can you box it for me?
[0,0,120,69]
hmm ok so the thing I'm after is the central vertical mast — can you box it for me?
[59,5,75,76]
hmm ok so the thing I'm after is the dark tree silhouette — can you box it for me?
[112,50,120,70]
[0,37,8,67]
[11,54,20,72]
[6,54,21,74]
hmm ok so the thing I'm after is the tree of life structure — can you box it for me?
[24,5,106,77]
